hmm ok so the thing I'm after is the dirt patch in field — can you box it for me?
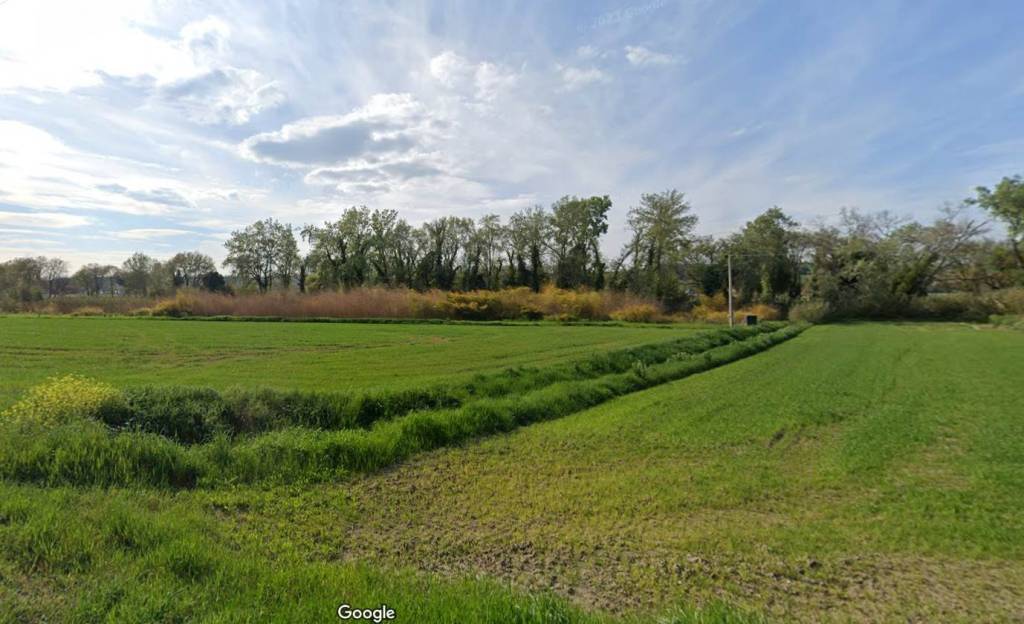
[322,453,1024,623]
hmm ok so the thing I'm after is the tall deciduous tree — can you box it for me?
[302,207,373,290]
[121,252,156,296]
[0,257,44,302]
[72,263,117,296]
[40,257,69,297]
[223,218,299,292]
[416,216,473,290]
[168,252,216,288]
[971,175,1024,268]
[547,195,611,289]
[728,207,803,304]
[615,190,697,306]
[508,206,548,291]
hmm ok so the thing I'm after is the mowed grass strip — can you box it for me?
[0,325,804,488]
[224,323,1022,622]
[0,316,704,408]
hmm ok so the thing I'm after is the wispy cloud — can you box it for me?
[0,211,91,228]
[558,66,611,90]
[111,228,195,240]
[1,0,1021,267]
[624,45,679,67]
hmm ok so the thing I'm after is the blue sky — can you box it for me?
[1,0,1022,268]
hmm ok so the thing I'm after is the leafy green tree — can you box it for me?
[199,270,229,293]
[686,237,728,296]
[301,207,373,290]
[803,207,987,315]
[0,257,44,302]
[461,215,506,290]
[888,205,987,296]
[167,252,216,289]
[223,218,299,292]
[121,253,157,296]
[507,206,548,291]
[933,239,1018,293]
[615,190,697,306]
[970,175,1024,268]
[72,263,117,296]
[40,257,69,297]
[727,207,803,305]
[547,195,611,289]
[416,216,473,290]
[364,208,419,287]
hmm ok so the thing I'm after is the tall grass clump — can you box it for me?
[0,420,200,488]
[610,303,661,323]
[0,375,200,487]
[133,286,664,322]
[683,293,782,324]
[788,300,830,323]
[990,314,1024,330]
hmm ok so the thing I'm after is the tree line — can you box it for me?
[3,176,1022,313]
[0,251,228,302]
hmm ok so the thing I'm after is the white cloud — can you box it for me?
[0,121,244,216]
[112,228,194,240]
[180,16,232,64]
[473,62,518,102]
[0,211,91,228]
[240,93,432,167]
[2,0,1004,266]
[0,1,195,92]
[625,45,678,67]
[160,67,285,125]
[0,4,284,125]
[429,51,474,88]
[558,66,611,90]
[428,52,518,103]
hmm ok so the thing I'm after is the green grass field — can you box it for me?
[0,316,699,409]
[2,321,1022,622]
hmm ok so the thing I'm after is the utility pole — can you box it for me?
[727,253,734,327]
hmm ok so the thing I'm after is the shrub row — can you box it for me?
[0,324,807,488]
[789,287,1024,323]
[88,324,782,444]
